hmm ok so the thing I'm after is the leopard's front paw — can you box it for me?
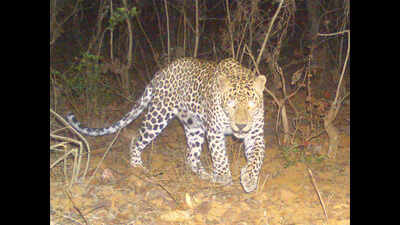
[130,159,150,173]
[240,165,259,193]
[196,169,212,181]
[212,172,233,186]
[130,158,143,167]
[186,161,212,181]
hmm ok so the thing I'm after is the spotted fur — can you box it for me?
[66,57,266,192]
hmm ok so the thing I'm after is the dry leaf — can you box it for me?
[185,193,194,209]
[160,210,192,222]
[101,168,114,181]
[291,67,304,85]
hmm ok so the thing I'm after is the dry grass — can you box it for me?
[50,109,91,189]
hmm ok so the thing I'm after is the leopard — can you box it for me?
[66,57,267,192]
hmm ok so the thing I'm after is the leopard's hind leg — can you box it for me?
[178,112,211,180]
[129,101,175,168]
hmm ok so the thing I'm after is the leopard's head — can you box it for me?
[217,59,266,139]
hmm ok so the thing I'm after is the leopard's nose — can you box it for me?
[236,124,246,131]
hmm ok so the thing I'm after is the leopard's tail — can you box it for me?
[66,86,153,136]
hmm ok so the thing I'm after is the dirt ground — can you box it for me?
[50,99,350,225]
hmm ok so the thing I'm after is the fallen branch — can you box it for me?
[307,168,328,223]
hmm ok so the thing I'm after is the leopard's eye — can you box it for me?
[227,100,236,108]
[248,100,256,108]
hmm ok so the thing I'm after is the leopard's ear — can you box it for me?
[218,75,231,92]
[254,75,266,95]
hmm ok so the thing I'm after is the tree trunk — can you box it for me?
[324,107,339,158]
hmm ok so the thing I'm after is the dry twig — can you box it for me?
[86,129,121,187]
[164,0,171,62]
[256,0,284,65]
[225,0,235,57]
[193,0,199,58]
[307,168,328,223]
[64,189,89,225]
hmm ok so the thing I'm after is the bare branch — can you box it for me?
[256,0,284,66]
